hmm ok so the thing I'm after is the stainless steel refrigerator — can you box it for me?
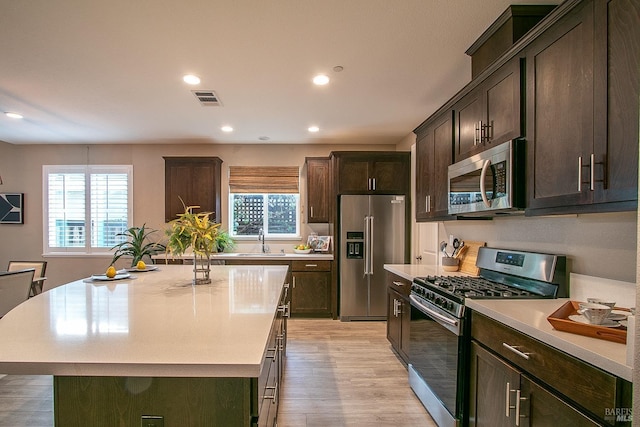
[339,194,406,321]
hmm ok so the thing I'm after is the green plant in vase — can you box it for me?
[166,203,220,284]
[110,224,166,268]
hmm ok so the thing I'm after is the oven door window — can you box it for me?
[409,303,463,417]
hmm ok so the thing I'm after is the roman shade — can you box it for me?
[229,166,299,193]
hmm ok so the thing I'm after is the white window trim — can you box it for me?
[42,165,133,256]
[228,193,301,240]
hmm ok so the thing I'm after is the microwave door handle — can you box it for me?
[480,159,492,208]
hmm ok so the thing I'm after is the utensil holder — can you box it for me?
[441,256,459,272]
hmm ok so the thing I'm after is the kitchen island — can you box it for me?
[0,264,289,426]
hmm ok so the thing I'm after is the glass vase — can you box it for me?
[193,253,211,285]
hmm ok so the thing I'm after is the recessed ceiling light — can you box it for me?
[313,74,330,85]
[183,74,201,85]
[4,112,23,119]
[221,125,233,132]
[258,136,270,141]
[308,126,320,133]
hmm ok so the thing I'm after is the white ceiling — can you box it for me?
[0,0,557,146]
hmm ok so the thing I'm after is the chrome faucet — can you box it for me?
[258,227,269,253]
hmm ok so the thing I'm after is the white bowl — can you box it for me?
[293,248,312,254]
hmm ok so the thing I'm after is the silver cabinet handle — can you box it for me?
[392,281,404,287]
[305,264,317,267]
[372,178,376,191]
[264,382,278,404]
[277,302,290,318]
[515,389,521,426]
[425,195,431,213]
[310,206,314,218]
[502,342,531,360]
[266,347,277,360]
[577,156,582,192]
[277,333,285,351]
[505,382,511,417]
[474,121,481,145]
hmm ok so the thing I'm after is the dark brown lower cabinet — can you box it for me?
[469,341,600,427]
[291,261,332,317]
[386,272,411,363]
[470,311,632,427]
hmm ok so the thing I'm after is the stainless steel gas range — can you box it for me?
[408,247,568,427]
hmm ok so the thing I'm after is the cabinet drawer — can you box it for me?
[386,272,411,297]
[291,260,330,272]
[471,312,626,419]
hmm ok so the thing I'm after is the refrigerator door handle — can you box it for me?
[369,215,374,275]
[363,216,370,275]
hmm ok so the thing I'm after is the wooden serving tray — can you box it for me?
[547,301,628,344]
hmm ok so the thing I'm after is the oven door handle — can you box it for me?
[410,295,458,328]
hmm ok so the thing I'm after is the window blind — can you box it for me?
[228,166,299,193]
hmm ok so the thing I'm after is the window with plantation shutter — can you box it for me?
[228,166,300,239]
[43,165,132,254]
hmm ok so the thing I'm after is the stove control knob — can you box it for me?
[447,301,454,311]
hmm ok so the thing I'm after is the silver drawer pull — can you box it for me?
[305,264,318,267]
[392,281,405,287]
[502,343,531,360]
[266,347,277,360]
[264,382,278,404]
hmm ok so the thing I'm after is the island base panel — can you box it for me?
[54,376,257,427]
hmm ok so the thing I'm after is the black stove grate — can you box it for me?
[417,275,541,299]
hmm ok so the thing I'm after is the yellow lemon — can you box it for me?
[106,266,117,278]
[136,260,146,270]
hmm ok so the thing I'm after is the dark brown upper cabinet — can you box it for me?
[525,0,638,215]
[305,157,330,223]
[332,152,410,195]
[415,110,455,221]
[164,157,222,223]
[454,55,523,162]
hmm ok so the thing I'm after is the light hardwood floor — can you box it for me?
[0,319,435,426]
[279,319,436,427]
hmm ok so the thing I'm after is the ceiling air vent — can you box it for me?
[192,90,222,106]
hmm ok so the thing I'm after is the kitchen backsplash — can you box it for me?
[441,210,636,284]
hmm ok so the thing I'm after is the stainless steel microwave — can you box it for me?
[448,139,526,216]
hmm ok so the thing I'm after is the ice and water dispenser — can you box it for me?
[345,231,364,259]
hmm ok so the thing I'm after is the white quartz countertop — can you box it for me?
[383,264,632,382]
[467,299,632,381]
[0,264,288,378]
